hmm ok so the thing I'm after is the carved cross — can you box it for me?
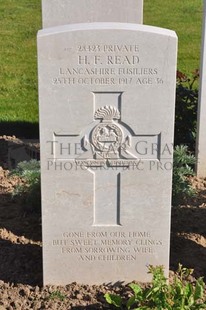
[53,92,160,226]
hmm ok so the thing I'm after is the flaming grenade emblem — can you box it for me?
[91,106,123,159]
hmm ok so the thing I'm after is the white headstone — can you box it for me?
[38,23,177,285]
[42,0,143,28]
[196,0,206,178]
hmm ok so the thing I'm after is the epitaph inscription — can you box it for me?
[52,230,164,261]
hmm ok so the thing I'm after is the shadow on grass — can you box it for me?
[0,121,39,139]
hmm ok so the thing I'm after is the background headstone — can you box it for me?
[38,23,177,285]
[42,0,143,28]
[196,0,206,178]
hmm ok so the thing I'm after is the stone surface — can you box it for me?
[41,0,143,28]
[38,23,177,285]
[196,0,206,178]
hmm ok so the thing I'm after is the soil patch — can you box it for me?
[0,168,205,309]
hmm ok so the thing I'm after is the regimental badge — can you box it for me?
[91,106,123,159]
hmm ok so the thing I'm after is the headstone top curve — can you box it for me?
[38,22,177,39]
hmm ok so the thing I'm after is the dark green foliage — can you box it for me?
[10,159,41,214]
[105,265,206,309]
[172,145,196,205]
[174,70,199,150]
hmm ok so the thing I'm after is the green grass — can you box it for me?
[0,0,203,125]
[144,0,203,74]
[0,0,41,123]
